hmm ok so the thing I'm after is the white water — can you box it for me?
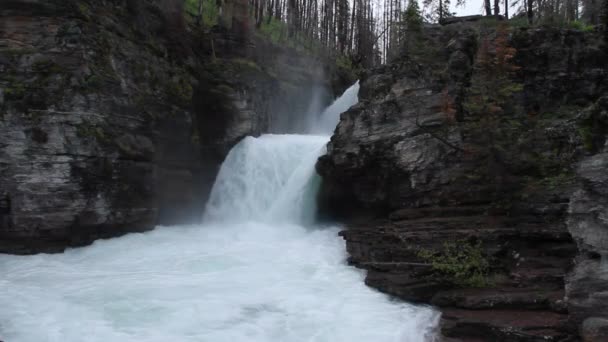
[205,134,327,225]
[308,81,360,135]
[0,82,439,342]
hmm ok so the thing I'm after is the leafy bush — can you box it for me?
[567,20,595,32]
[184,0,219,28]
[259,17,287,44]
[418,239,492,288]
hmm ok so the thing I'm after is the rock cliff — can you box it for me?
[318,22,607,341]
[0,0,339,254]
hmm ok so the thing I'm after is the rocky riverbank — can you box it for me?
[318,21,608,341]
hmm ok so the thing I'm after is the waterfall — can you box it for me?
[308,81,360,135]
[204,134,328,225]
[0,81,439,342]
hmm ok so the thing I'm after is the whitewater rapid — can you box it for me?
[0,83,439,342]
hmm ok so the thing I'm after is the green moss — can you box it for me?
[76,3,92,21]
[578,125,595,151]
[4,78,26,100]
[540,172,575,190]
[418,239,492,288]
[32,59,63,74]
[539,105,583,120]
[478,17,502,29]
[165,77,193,106]
[0,48,37,56]
[508,17,531,29]
[76,122,108,142]
[84,74,102,89]
[215,84,235,94]
[231,58,262,72]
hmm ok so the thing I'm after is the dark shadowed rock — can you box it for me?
[581,317,608,342]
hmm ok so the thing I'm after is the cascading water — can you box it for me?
[309,81,360,135]
[204,134,328,225]
[0,82,439,342]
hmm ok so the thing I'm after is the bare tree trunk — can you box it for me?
[505,0,509,18]
[494,0,500,15]
[527,0,534,23]
[197,0,203,26]
[485,0,492,15]
[349,0,356,52]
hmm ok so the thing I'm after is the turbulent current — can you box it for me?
[0,83,439,342]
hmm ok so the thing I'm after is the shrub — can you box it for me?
[567,20,595,32]
[184,0,219,28]
[418,239,492,288]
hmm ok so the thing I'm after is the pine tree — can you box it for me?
[402,0,422,54]
[424,0,452,22]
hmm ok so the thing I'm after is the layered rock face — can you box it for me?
[0,0,334,254]
[567,97,608,341]
[318,23,607,341]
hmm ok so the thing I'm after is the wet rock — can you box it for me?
[581,317,608,342]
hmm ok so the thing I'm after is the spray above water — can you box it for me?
[308,81,360,135]
[0,81,439,342]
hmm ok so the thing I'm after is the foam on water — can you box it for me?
[0,222,438,342]
[0,82,439,342]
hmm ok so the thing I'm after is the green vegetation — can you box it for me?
[507,17,531,29]
[76,122,108,142]
[418,239,492,288]
[566,20,595,32]
[3,76,26,101]
[335,55,364,83]
[462,25,527,192]
[165,76,193,107]
[184,0,219,28]
[259,17,287,44]
[578,125,595,151]
[76,3,92,21]
[539,105,584,120]
[540,172,575,190]
[84,74,103,89]
[32,59,63,81]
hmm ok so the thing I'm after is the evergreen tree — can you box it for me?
[424,0,452,22]
[402,0,422,54]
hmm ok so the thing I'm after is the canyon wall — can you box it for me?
[0,0,342,254]
[318,22,607,341]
